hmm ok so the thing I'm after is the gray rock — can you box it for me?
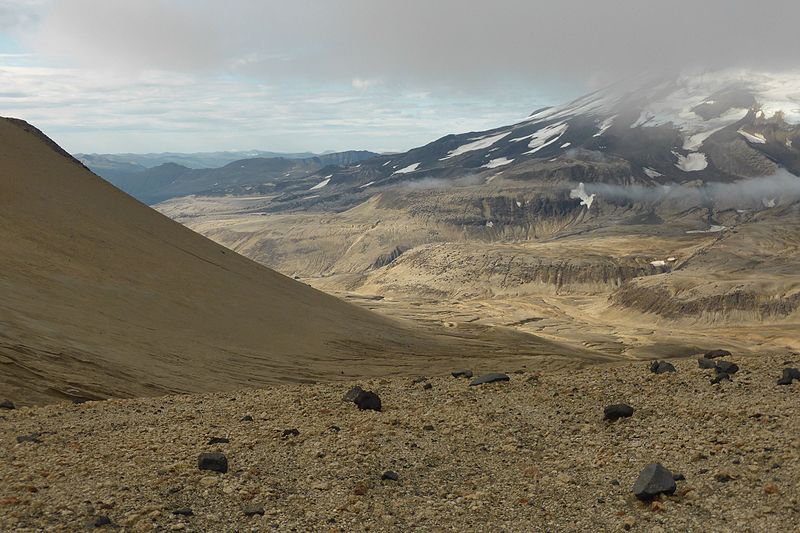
[715,361,739,375]
[172,508,193,516]
[243,504,265,516]
[777,367,800,385]
[343,386,364,402]
[698,358,717,369]
[0,400,15,410]
[704,349,732,359]
[207,436,229,445]
[92,515,112,527]
[354,390,382,411]
[469,373,510,386]
[16,433,41,444]
[632,463,677,500]
[451,370,473,379]
[711,372,731,384]
[422,383,433,390]
[282,428,300,438]
[240,415,254,422]
[650,361,676,374]
[381,470,399,481]
[197,452,228,473]
[603,404,634,421]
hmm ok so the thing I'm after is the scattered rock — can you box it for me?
[469,373,510,386]
[777,367,800,385]
[207,437,229,445]
[715,472,733,483]
[715,361,739,375]
[172,508,193,516]
[423,424,435,431]
[353,482,368,496]
[243,504,265,516]
[16,433,41,444]
[354,390,382,411]
[649,361,676,374]
[381,471,399,481]
[282,428,300,438]
[764,483,779,494]
[240,415,254,422]
[411,376,428,384]
[698,358,717,369]
[603,403,634,421]
[422,383,433,390]
[92,515,112,527]
[0,400,15,410]
[704,349,732,359]
[197,452,228,473]
[451,370,473,379]
[673,473,685,481]
[343,386,364,402]
[711,372,731,384]
[632,463,677,501]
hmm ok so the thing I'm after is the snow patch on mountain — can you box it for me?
[511,122,569,155]
[441,131,511,160]
[643,167,663,179]
[309,175,332,190]
[673,152,708,172]
[482,157,514,169]
[593,116,616,137]
[394,163,420,174]
[569,182,596,209]
[737,129,767,144]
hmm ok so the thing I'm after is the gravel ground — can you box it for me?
[1,353,798,532]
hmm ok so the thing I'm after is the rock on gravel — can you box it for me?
[197,452,228,473]
[207,436,229,445]
[632,463,677,501]
[342,386,364,402]
[603,404,634,421]
[698,358,717,369]
[704,349,732,359]
[172,508,193,516]
[451,370,473,378]
[381,471,400,481]
[777,367,800,385]
[715,361,739,375]
[649,361,676,374]
[0,400,15,409]
[469,373,510,386]
[711,372,732,384]
[92,515,112,527]
[243,504,265,516]
[354,390,382,411]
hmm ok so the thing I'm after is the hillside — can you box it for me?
[0,118,593,406]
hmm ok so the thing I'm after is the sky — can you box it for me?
[0,0,798,154]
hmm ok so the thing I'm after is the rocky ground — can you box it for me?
[1,352,798,532]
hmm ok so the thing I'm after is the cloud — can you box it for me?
[15,0,800,88]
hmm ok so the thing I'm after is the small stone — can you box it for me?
[411,376,428,384]
[632,463,677,501]
[240,415,254,422]
[698,358,717,369]
[16,433,41,443]
[422,383,433,390]
[198,452,228,473]
[423,424,434,431]
[777,367,800,385]
[207,437,229,445]
[243,504,265,516]
[353,482,368,496]
[93,515,112,527]
[354,390,381,411]
[650,361,676,374]
[650,500,666,512]
[764,483,779,494]
[381,471,399,481]
[343,386,364,402]
[704,349,732,359]
[603,404,634,421]
[451,370,473,379]
[469,373,510,386]
[622,516,636,530]
[199,476,218,487]
[172,508,193,516]
[673,473,685,481]
[715,361,739,375]
[711,372,731,384]
[715,472,733,483]
[282,428,300,438]
[0,400,15,410]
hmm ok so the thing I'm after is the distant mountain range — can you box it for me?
[77,150,379,204]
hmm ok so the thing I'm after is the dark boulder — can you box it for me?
[92,516,112,528]
[343,386,364,402]
[715,361,739,375]
[698,358,717,369]
[208,437,230,445]
[469,373,510,386]
[240,415,254,422]
[704,349,732,359]
[381,470,399,481]
[243,504,265,516]
[0,400,15,410]
[16,433,41,444]
[354,390,382,411]
[603,404,634,421]
[711,372,731,384]
[632,463,677,501]
[172,508,193,516]
[422,383,433,390]
[282,428,300,438]
[451,370,474,379]
[197,452,228,473]
[777,367,800,385]
[649,361,676,374]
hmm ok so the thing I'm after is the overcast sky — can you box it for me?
[1,0,798,154]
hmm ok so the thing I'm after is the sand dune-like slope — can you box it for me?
[0,118,585,406]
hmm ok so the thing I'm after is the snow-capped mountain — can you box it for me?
[265,70,800,211]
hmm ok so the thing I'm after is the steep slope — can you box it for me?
[0,118,592,406]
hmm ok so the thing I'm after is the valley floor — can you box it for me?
[2,353,798,532]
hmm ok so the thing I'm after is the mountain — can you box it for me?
[158,70,800,360]
[76,150,319,171]
[2,117,583,406]
[81,151,380,205]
